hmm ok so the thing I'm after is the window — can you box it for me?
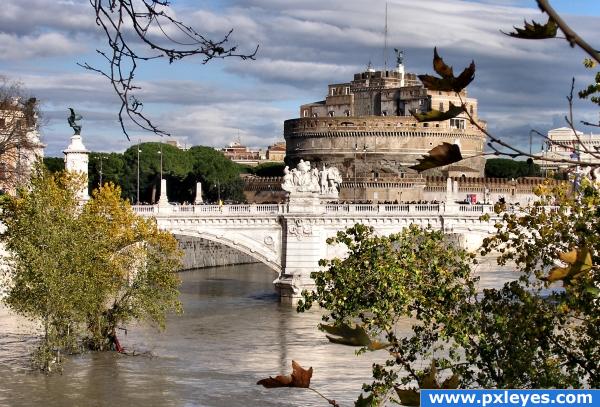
[303,110,308,117]
[330,88,335,96]
[439,102,444,112]
[344,110,350,117]
[373,192,379,200]
[328,111,335,117]
[312,113,318,118]
[450,118,466,129]
[345,87,350,95]
[382,111,387,116]
[470,105,474,114]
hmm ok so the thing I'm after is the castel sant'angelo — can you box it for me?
[283,53,487,183]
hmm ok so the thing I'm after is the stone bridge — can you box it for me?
[132,200,499,304]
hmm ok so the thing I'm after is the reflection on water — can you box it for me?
[0,260,518,407]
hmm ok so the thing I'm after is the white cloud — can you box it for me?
[0,32,85,60]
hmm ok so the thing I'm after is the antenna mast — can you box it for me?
[383,2,388,72]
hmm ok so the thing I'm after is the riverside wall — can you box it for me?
[177,236,258,270]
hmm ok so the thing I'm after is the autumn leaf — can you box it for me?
[420,360,439,389]
[418,47,476,92]
[503,17,558,40]
[320,323,390,350]
[409,142,463,172]
[441,374,460,389]
[410,103,465,122]
[395,387,421,406]
[544,247,593,284]
[320,322,371,346]
[257,360,312,388]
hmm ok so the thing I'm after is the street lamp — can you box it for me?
[157,141,163,180]
[353,142,358,202]
[98,155,107,187]
[214,180,221,204]
[136,139,141,204]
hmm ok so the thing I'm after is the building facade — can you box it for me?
[0,97,44,194]
[284,61,487,181]
[537,127,600,170]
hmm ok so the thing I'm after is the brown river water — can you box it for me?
[0,260,516,407]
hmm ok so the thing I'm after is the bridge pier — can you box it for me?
[274,194,326,304]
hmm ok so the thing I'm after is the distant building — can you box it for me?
[284,58,487,180]
[0,97,44,194]
[537,127,600,170]
[266,141,286,161]
[221,140,285,166]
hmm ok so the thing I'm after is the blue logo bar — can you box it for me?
[421,389,599,407]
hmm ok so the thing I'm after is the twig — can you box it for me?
[82,1,258,140]
[537,0,600,64]
[307,387,341,407]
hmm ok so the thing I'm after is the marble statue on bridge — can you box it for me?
[282,160,342,197]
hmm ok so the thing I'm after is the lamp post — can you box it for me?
[157,142,163,181]
[98,155,107,187]
[136,139,141,204]
[214,180,221,204]
[353,142,358,202]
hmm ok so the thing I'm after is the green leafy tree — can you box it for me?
[0,169,182,371]
[42,157,64,173]
[298,225,477,405]
[485,158,541,178]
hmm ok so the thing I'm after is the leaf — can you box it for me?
[410,103,465,122]
[257,360,313,388]
[433,47,454,79]
[355,393,376,407]
[420,360,439,389]
[543,247,593,284]
[409,142,463,172]
[395,387,421,406]
[441,374,460,389]
[504,17,558,40]
[320,323,371,347]
[418,47,476,92]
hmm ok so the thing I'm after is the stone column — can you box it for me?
[194,182,203,204]
[63,134,89,201]
[158,179,169,207]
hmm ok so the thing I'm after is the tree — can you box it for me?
[485,158,541,178]
[0,77,43,194]
[0,168,182,371]
[43,157,65,173]
[80,1,258,139]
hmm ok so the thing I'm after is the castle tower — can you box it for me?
[63,134,90,201]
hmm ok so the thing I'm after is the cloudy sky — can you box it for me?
[1,0,599,156]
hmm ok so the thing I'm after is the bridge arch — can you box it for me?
[173,231,282,274]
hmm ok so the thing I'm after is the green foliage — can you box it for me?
[251,162,286,177]
[298,204,599,402]
[87,143,246,203]
[478,180,599,387]
[42,157,64,173]
[504,17,558,39]
[578,61,600,106]
[485,158,541,178]
[0,169,182,370]
[298,224,477,404]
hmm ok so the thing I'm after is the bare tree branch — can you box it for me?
[536,0,600,64]
[0,77,44,193]
[80,0,259,140]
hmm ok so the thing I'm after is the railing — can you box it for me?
[131,203,501,217]
[132,204,284,216]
